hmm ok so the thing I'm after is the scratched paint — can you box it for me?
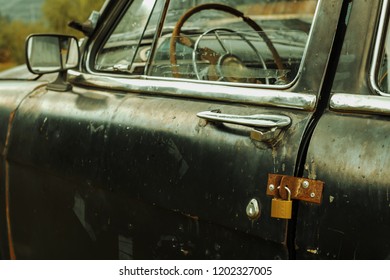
[73,193,97,241]
[118,235,134,260]
[166,139,189,179]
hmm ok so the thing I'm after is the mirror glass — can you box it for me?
[26,35,79,74]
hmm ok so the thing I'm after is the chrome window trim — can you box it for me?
[85,0,322,92]
[330,93,390,115]
[68,70,317,111]
[370,0,390,97]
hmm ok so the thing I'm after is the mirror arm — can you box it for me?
[47,71,72,92]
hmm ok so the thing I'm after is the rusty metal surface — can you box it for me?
[267,174,324,204]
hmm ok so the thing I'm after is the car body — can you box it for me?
[0,0,389,259]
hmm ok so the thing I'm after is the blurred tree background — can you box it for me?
[0,0,105,71]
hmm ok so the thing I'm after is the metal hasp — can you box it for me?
[267,174,324,219]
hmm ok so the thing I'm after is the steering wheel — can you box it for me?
[192,28,269,83]
[169,3,285,82]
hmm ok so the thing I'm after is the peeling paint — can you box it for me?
[28,86,48,98]
[4,111,17,259]
[118,235,134,260]
[5,161,15,260]
[89,122,105,134]
[166,139,189,179]
[39,117,48,134]
[328,227,345,236]
[308,158,317,180]
[73,193,97,241]
[272,147,278,173]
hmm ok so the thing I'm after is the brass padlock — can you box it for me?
[271,186,292,219]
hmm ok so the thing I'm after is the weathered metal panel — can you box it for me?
[5,85,312,258]
[0,81,48,259]
[295,0,390,259]
[297,112,390,259]
[0,81,48,152]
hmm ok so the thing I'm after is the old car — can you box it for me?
[0,0,389,260]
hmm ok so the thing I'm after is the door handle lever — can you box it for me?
[197,110,291,143]
[196,110,291,129]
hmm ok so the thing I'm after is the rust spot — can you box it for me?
[2,84,45,259]
[2,110,15,156]
[267,173,324,204]
[183,213,199,221]
[5,162,15,259]
[4,110,17,259]
[197,118,208,128]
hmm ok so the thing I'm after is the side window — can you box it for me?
[93,0,319,87]
[150,0,319,86]
[95,0,162,74]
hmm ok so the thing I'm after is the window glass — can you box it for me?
[95,0,161,74]
[150,0,318,85]
[94,0,319,86]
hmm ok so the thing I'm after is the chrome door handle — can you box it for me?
[196,110,291,129]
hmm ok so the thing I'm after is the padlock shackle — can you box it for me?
[284,186,291,200]
[277,185,291,200]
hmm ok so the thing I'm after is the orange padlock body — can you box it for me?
[271,198,292,219]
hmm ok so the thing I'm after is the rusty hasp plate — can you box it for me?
[266,174,324,204]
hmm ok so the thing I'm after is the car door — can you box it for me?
[3,0,344,259]
[296,0,390,259]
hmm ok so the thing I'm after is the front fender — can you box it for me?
[0,81,48,153]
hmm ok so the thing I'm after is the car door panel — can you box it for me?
[103,89,308,239]
[297,111,390,259]
[6,81,311,259]
[296,0,390,259]
[5,88,121,259]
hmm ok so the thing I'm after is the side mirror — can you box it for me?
[25,34,80,91]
